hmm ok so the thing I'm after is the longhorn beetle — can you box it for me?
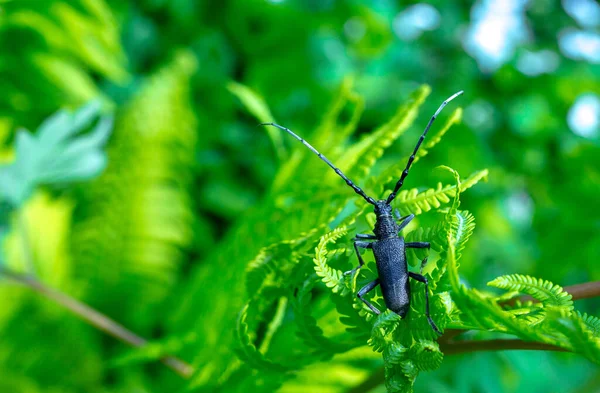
[262,91,463,335]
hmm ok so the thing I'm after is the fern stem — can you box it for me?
[18,210,37,276]
[0,268,194,379]
[439,338,570,355]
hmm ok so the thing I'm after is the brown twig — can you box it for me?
[439,338,569,355]
[0,268,194,379]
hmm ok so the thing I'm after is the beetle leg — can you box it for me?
[357,278,381,314]
[344,241,373,276]
[397,214,415,232]
[354,233,376,240]
[405,241,430,249]
[408,271,441,335]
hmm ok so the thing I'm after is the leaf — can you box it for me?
[370,107,463,193]
[313,227,350,295]
[235,304,292,372]
[452,210,476,261]
[290,276,353,356]
[392,169,488,216]
[341,85,431,182]
[0,101,113,206]
[227,81,285,160]
[368,311,402,352]
[578,312,600,336]
[409,340,443,371]
[545,310,600,364]
[70,52,198,328]
[488,274,574,310]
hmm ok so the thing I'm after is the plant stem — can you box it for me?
[18,211,36,275]
[439,338,569,355]
[0,268,194,378]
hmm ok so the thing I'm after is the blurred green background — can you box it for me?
[0,0,599,392]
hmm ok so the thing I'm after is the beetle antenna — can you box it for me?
[261,122,377,205]
[385,90,464,205]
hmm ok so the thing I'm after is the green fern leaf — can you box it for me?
[368,311,402,352]
[235,304,292,372]
[392,169,488,216]
[488,274,574,310]
[452,210,476,261]
[227,81,285,160]
[290,276,353,356]
[409,340,443,371]
[70,52,198,327]
[578,312,600,336]
[313,227,350,295]
[271,78,363,192]
[370,107,463,194]
[340,85,431,182]
[383,342,408,365]
[545,310,600,363]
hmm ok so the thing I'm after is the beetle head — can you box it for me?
[374,200,393,217]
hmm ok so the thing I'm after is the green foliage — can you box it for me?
[391,169,488,216]
[489,274,574,309]
[70,52,198,328]
[0,0,126,126]
[231,86,491,393]
[0,102,112,206]
[0,2,599,393]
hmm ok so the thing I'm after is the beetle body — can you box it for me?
[372,236,410,316]
[372,201,410,316]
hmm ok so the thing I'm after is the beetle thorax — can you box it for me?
[373,201,398,239]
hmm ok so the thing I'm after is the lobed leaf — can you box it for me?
[488,274,574,310]
[392,169,488,216]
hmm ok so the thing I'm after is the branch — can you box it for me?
[439,338,569,355]
[500,281,600,307]
[0,268,194,379]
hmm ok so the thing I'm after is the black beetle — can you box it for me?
[262,90,463,334]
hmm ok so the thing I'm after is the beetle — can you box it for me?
[262,90,463,334]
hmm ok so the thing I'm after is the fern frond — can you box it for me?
[452,210,476,261]
[313,227,350,296]
[70,52,198,328]
[545,310,600,363]
[368,311,402,352]
[384,366,413,393]
[409,340,443,371]
[245,228,320,298]
[488,274,574,310]
[290,277,353,356]
[404,223,444,264]
[272,78,363,192]
[340,85,431,181]
[370,107,463,194]
[235,304,292,372]
[578,312,600,336]
[383,342,408,365]
[392,169,488,216]
[227,81,286,161]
